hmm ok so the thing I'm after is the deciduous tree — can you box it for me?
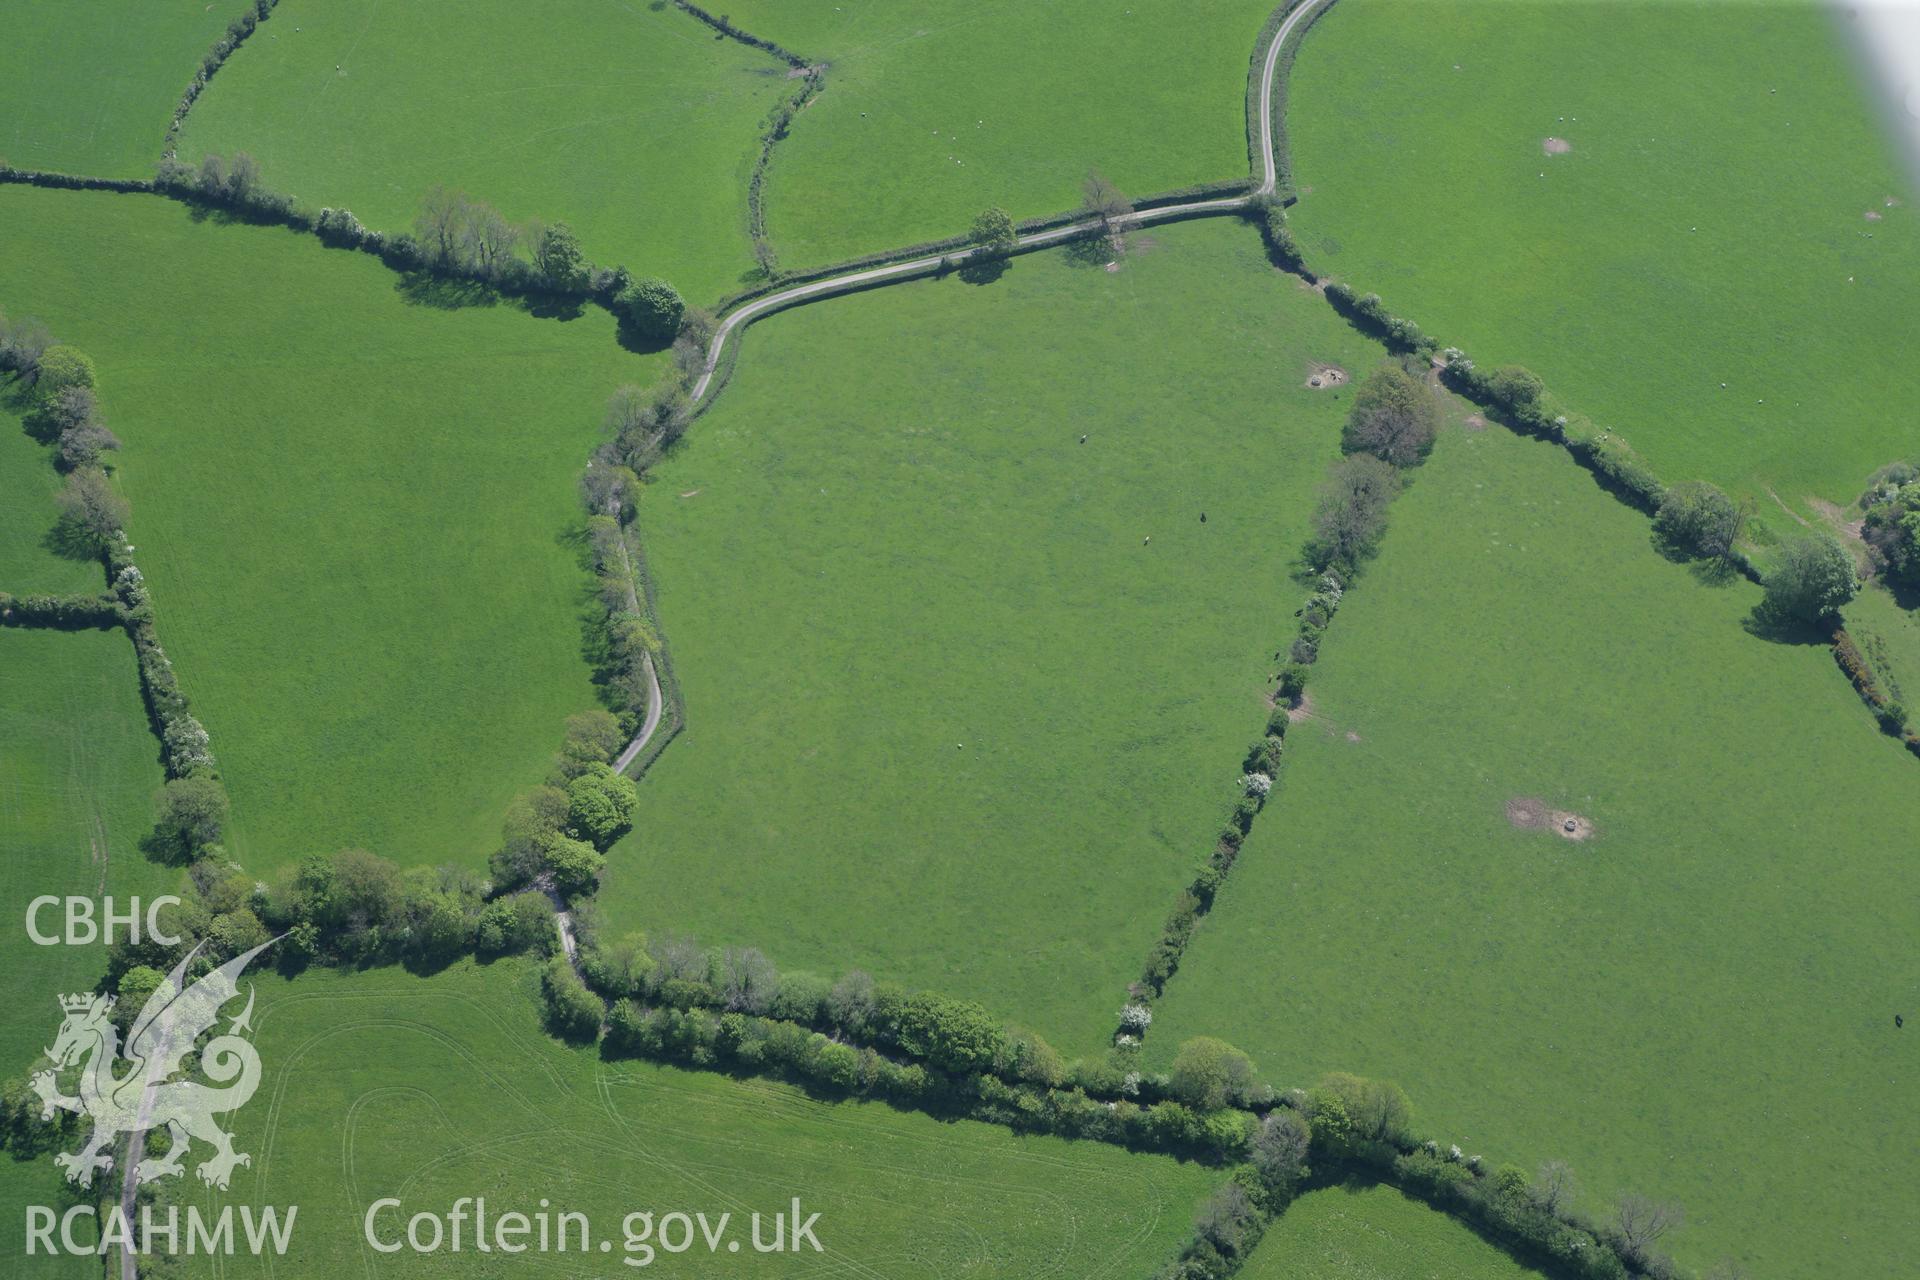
[1343,362,1438,467]
[968,205,1017,257]
[54,467,129,548]
[1761,533,1856,624]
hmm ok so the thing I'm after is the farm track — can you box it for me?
[50,3,1860,1276]
[686,0,1325,404]
[83,6,1323,1268]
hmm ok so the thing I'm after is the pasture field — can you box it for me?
[0,184,650,874]
[1286,0,1920,533]
[713,0,1277,269]
[596,218,1381,1052]
[0,626,175,1277]
[1845,584,1920,712]
[1243,1184,1542,1280]
[165,958,1216,1278]
[1145,422,1920,1279]
[0,0,250,179]
[176,0,794,304]
[0,627,172,1066]
[0,392,103,595]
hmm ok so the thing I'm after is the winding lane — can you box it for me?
[617,0,1328,772]
[687,0,1328,405]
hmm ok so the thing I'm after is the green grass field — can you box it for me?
[160,957,1215,1278]
[1286,0,1920,532]
[1846,583,1920,715]
[714,0,1277,269]
[0,184,652,874]
[1146,421,1920,1279]
[176,0,794,305]
[0,0,251,178]
[1245,1184,1542,1280]
[0,625,176,1277]
[596,218,1380,1052]
[0,391,103,595]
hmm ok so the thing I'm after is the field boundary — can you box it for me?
[681,0,1332,407]
[1284,254,1920,762]
[0,358,234,1280]
[0,7,1848,1277]
[668,1,823,278]
[160,0,281,164]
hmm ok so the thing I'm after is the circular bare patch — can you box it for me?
[1542,137,1572,155]
[1507,797,1549,829]
[1866,210,1884,221]
[1463,414,1487,431]
[1306,363,1348,391]
[1549,810,1596,841]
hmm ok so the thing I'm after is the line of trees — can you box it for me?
[156,153,698,326]
[487,712,639,895]
[1120,361,1441,1039]
[3,326,238,884]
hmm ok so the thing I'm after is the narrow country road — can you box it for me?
[614,0,1327,776]
[106,5,1330,1260]
[611,651,662,774]
[688,0,1328,404]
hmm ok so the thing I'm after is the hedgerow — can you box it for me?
[160,0,282,163]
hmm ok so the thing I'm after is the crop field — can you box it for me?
[0,626,174,1277]
[0,393,102,595]
[0,0,251,179]
[0,184,649,873]
[1286,0,1920,532]
[176,0,794,305]
[162,957,1216,1278]
[594,218,1380,1051]
[1145,422,1920,1279]
[1243,1184,1541,1280]
[714,0,1278,268]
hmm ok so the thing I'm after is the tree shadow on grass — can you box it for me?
[394,271,500,311]
[956,256,1009,286]
[1062,233,1118,270]
[1741,604,1831,645]
[41,515,105,563]
[525,294,589,322]
[613,316,674,357]
[1688,556,1745,588]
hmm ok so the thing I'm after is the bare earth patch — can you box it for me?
[1463,413,1486,430]
[1866,210,1884,222]
[1542,137,1572,155]
[1286,692,1317,723]
[1807,497,1867,554]
[1306,362,1349,391]
[1764,486,1813,529]
[1508,796,1596,841]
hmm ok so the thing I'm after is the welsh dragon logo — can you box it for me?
[31,937,275,1191]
